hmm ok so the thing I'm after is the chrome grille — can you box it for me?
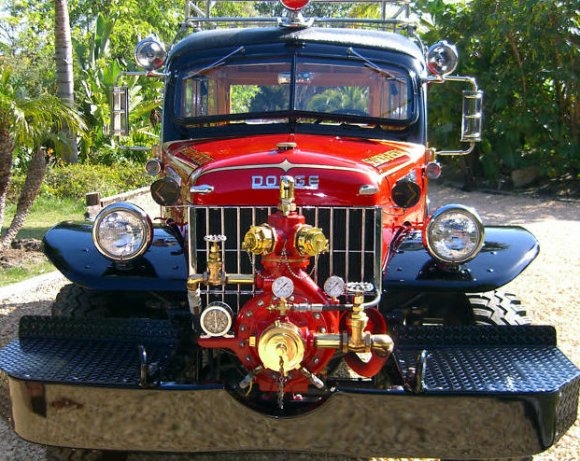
[188,206,382,311]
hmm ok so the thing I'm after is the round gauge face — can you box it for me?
[272,276,294,299]
[324,275,346,298]
[200,303,233,337]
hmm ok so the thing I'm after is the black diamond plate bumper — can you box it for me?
[0,317,578,459]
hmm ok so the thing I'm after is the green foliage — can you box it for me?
[3,0,577,182]
[416,0,579,180]
[9,162,151,202]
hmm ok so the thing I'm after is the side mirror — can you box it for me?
[430,76,483,156]
[111,86,129,137]
[461,90,483,143]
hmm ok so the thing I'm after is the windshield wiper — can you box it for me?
[183,46,245,78]
[346,47,406,83]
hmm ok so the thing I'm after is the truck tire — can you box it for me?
[469,291,531,326]
[49,284,129,461]
[51,283,112,317]
[441,292,532,461]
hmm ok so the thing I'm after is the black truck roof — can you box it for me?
[168,26,424,63]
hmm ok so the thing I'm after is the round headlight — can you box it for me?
[424,205,484,264]
[93,202,153,261]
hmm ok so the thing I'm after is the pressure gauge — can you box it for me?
[272,276,294,299]
[324,276,346,298]
[200,302,233,337]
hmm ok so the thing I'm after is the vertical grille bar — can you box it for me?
[189,205,381,311]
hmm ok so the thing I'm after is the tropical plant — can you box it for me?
[55,0,79,163]
[0,66,86,250]
[416,0,579,181]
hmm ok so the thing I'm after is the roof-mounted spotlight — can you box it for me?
[427,41,458,77]
[135,35,167,71]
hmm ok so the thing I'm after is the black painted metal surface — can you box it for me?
[384,226,540,292]
[0,317,179,387]
[0,317,578,457]
[43,223,188,292]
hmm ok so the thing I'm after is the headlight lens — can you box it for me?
[93,202,153,261]
[425,204,484,264]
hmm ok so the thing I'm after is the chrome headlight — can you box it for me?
[424,204,484,264]
[93,202,153,261]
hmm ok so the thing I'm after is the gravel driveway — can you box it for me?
[0,184,578,461]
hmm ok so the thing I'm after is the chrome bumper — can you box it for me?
[1,316,578,459]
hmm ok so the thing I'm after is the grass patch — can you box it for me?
[0,196,85,287]
[5,196,86,239]
[0,259,57,286]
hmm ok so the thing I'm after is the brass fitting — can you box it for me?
[347,290,368,351]
[268,297,290,316]
[314,331,393,357]
[314,291,394,357]
[186,278,202,315]
[279,176,296,216]
[295,225,328,256]
[205,235,226,285]
[258,321,305,376]
[242,224,276,255]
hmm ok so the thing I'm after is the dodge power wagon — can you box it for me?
[1,1,578,460]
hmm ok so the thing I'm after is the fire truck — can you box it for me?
[1,1,578,460]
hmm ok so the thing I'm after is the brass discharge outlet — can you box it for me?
[315,291,394,357]
[295,225,328,256]
[243,224,276,255]
[258,321,305,375]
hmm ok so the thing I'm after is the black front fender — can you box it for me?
[383,226,539,292]
[43,221,188,291]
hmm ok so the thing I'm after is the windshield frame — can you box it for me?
[165,41,425,143]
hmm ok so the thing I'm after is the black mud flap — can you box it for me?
[0,316,578,459]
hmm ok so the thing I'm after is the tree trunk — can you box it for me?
[0,147,47,250]
[54,0,78,163]
[0,127,15,236]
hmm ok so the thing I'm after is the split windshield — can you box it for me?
[177,54,415,125]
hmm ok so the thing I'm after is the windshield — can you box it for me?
[177,54,415,125]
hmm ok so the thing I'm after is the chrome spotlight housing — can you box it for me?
[424,204,484,264]
[135,35,166,71]
[93,202,153,262]
[427,40,458,76]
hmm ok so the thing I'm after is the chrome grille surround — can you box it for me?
[188,206,382,311]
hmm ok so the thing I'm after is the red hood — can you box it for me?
[163,134,425,206]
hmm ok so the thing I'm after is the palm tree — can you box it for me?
[0,66,85,250]
[55,0,79,163]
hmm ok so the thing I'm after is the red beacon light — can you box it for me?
[280,0,311,11]
[279,0,313,27]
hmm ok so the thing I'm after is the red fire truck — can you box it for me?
[1,1,578,460]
